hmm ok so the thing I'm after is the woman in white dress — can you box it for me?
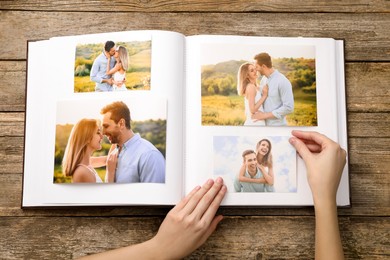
[62,118,117,183]
[237,138,275,192]
[237,62,268,126]
[106,45,129,91]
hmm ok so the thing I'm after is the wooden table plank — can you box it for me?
[0,0,389,13]
[0,216,388,259]
[0,12,389,61]
[0,2,389,259]
[1,168,388,217]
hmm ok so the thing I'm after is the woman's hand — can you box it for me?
[289,130,346,260]
[258,164,274,185]
[105,145,118,183]
[262,84,269,98]
[149,177,227,259]
[289,130,346,205]
[80,178,227,259]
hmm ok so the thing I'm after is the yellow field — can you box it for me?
[202,90,317,126]
[74,71,150,92]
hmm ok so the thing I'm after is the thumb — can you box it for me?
[289,137,312,162]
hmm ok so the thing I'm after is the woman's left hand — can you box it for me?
[149,177,227,259]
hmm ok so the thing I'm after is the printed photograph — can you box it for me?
[213,136,296,193]
[74,38,151,92]
[54,97,166,184]
[201,43,317,126]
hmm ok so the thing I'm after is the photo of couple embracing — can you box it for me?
[54,100,166,184]
[74,38,151,92]
[237,52,294,126]
[201,44,316,127]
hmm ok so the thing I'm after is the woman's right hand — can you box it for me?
[289,130,347,205]
[105,145,118,183]
[262,84,269,98]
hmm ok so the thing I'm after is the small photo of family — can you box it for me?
[213,136,296,193]
[74,38,151,92]
[201,43,317,126]
[53,97,166,184]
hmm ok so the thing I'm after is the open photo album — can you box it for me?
[22,30,349,207]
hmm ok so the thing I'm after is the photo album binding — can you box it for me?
[22,30,350,207]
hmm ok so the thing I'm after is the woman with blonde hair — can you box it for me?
[237,62,268,126]
[106,45,129,91]
[62,118,117,183]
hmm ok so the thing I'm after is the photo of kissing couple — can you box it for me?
[201,44,317,127]
[53,98,167,184]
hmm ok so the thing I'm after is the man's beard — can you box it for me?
[106,133,120,144]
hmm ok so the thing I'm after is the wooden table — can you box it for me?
[0,1,389,259]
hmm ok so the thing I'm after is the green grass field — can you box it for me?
[74,71,150,92]
[74,49,151,92]
[201,89,317,126]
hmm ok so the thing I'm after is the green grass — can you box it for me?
[74,49,151,92]
[74,71,150,92]
[202,95,245,126]
[202,89,317,126]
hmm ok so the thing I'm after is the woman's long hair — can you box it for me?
[62,119,98,177]
[117,46,129,71]
[237,62,252,96]
[256,139,273,167]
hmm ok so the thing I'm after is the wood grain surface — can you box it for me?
[0,1,389,259]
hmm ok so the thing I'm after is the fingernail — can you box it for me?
[289,137,296,144]
[216,177,223,184]
[207,179,214,185]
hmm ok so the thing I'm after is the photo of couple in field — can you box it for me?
[201,43,317,127]
[74,38,151,92]
[53,98,167,184]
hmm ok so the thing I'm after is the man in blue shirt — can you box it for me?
[90,41,116,92]
[101,101,165,183]
[252,52,294,126]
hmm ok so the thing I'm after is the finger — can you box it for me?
[192,178,224,219]
[173,185,201,212]
[198,184,227,223]
[181,179,215,215]
[291,130,328,148]
[289,136,312,162]
[305,143,322,153]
